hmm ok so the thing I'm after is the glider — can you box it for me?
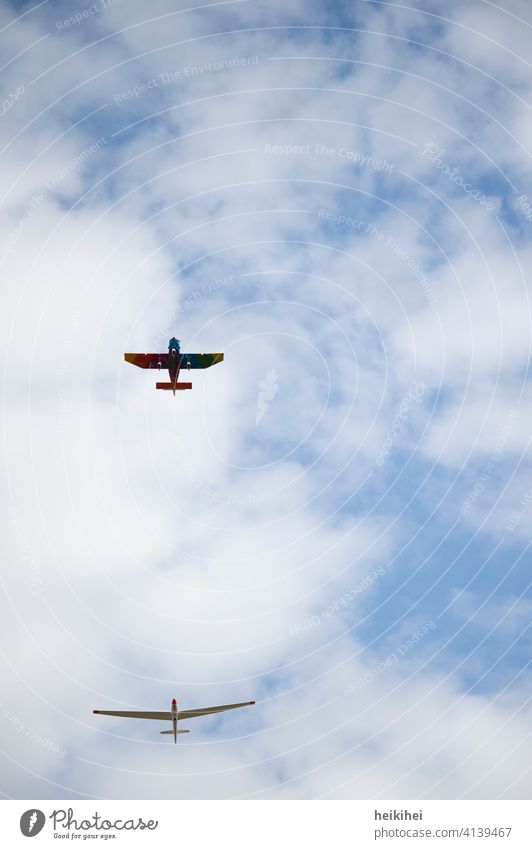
[124,338,224,394]
[93,697,255,743]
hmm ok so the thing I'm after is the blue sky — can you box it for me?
[1,0,531,799]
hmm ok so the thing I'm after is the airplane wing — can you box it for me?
[178,700,255,720]
[124,353,169,369]
[180,353,224,369]
[123,353,223,369]
[93,709,172,720]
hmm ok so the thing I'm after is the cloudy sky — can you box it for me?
[1,0,531,800]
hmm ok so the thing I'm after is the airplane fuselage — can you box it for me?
[168,347,192,394]
[169,348,180,387]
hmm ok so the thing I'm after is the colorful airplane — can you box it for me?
[124,338,224,394]
[93,698,255,743]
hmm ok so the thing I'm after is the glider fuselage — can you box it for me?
[171,698,177,743]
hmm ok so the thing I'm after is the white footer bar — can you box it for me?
[2,800,530,847]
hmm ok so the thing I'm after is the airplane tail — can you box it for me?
[155,382,192,391]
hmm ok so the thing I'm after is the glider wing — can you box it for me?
[93,709,172,720]
[178,700,255,720]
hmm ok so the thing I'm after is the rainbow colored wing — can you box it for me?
[124,353,169,369]
[124,353,224,369]
[180,353,224,369]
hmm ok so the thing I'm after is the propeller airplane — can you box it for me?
[124,337,224,395]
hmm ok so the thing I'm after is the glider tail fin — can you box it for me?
[160,729,190,734]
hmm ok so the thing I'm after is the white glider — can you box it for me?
[93,698,255,743]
